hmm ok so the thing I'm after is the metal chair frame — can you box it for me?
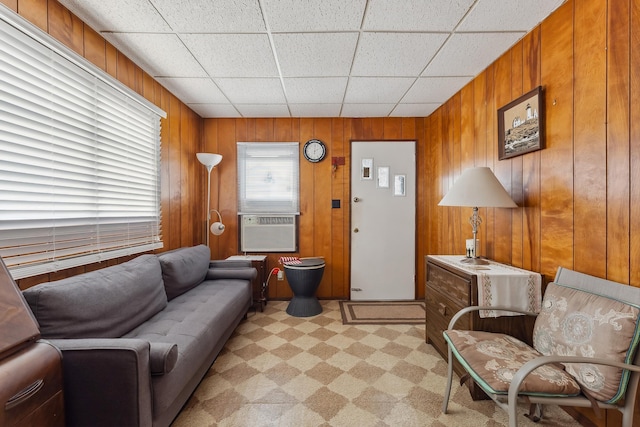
[442,267,640,427]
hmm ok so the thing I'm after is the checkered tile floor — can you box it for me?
[172,300,581,426]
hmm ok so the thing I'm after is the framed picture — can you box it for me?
[497,86,544,160]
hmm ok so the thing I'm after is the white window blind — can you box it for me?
[0,8,166,279]
[237,142,300,214]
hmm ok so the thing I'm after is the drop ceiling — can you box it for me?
[57,0,565,118]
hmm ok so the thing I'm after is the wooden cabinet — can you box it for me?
[226,255,268,311]
[0,258,64,426]
[425,255,537,400]
[0,341,64,427]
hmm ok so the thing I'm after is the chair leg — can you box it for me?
[621,407,632,427]
[524,403,543,422]
[508,394,519,427]
[442,345,454,413]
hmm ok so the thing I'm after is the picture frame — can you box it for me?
[497,86,544,160]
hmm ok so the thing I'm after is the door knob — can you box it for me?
[353,197,361,203]
[353,228,359,233]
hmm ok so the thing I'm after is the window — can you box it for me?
[0,9,166,279]
[237,142,300,214]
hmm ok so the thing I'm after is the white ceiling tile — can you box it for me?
[215,78,286,104]
[59,0,170,32]
[423,32,525,77]
[458,0,565,31]
[151,0,266,32]
[106,33,207,77]
[283,78,347,104]
[352,33,448,77]
[344,78,415,104]
[188,104,241,118]
[274,33,358,77]
[263,0,366,31]
[391,103,441,117]
[236,104,291,117]
[56,0,566,118]
[155,78,228,104]
[341,104,395,117]
[403,77,473,103]
[289,104,342,117]
[363,0,476,31]
[181,34,279,77]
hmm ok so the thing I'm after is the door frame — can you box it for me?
[349,139,417,300]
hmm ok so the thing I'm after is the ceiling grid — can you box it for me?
[57,0,565,118]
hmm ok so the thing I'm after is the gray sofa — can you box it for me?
[22,245,256,427]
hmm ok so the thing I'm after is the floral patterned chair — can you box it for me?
[442,267,640,427]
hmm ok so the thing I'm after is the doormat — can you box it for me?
[339,300,426,325]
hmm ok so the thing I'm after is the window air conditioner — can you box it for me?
[240,214,297,252]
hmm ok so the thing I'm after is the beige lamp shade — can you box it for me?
[438,167,517,208]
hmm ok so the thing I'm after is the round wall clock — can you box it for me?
[303,139,326,163]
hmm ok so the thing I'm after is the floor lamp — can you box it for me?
[438,167,517,265]
[196,153,223,248]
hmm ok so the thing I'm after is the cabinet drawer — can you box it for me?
[1,342,64,427]
[426,286,470,330]
[426,287,471,357]
[427,263,471,306]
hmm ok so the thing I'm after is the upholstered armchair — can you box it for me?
[442,267,640,427]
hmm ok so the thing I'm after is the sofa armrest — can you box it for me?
[206,267,257,281]
[207,260,257,281]
[209,259,252,269]
[50,338,153,427]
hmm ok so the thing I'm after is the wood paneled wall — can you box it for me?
[204,118,425,300]
[2,0,204,289]
[424,1,639,425]
[428,0,640,288]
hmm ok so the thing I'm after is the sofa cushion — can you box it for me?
[123,278,252,416]
[23,255,167,339]
[149,342,178,375]
[158,245,210,300]
[444,330,581,397]
[533,282,640,403]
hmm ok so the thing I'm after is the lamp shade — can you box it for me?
[210,222,225,235]
[196,153,222,169]
[438,167,517,208]
[209,210,225,235]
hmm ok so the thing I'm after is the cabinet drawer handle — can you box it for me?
[5,379,44,410]
[438,303,447,316]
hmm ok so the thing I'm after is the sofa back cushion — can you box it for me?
[23,255,167,339]
[532,282,640,403]
[158,245,210,300]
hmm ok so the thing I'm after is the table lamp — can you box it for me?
[438,167,517,265]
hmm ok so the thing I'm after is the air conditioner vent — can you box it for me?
[255,216,294,225]
[240,214,297,252]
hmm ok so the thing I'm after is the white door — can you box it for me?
[350,141,416,300]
